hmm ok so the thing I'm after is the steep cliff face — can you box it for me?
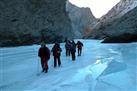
[88,6,137,42]
[101,6,137,36]
[66,1,97,38]
[0,0,74,47]
[102,6,137,42]
[87,0,137,39]
[100,0,137,23]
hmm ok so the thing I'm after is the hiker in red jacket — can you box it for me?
[38,43,50,73]
[76,41,83,56]
[52,42,62,68]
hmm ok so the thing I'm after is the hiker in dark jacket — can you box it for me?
[38,43,50,73]
[70,40,76,61]
[65,40,71,56]
[76,41,83,56]
[52,43,62,67]
[64,37,68,43]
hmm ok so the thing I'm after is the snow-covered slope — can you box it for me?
[88,6,137,42]
[87,0,137,41]
[0,40,137,91]
[90,0,137,32]
[100,0,137,23]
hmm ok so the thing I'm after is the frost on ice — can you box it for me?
[0,40,137,91]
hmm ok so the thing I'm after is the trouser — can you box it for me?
[54,56,61,67]
[66,49,71,56]
[41,58,48,72]
[78,48,82,56]
[71,52,76,61]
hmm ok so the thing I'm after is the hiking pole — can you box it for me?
[37,57,40,76]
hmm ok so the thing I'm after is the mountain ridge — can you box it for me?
[87,0,137,42]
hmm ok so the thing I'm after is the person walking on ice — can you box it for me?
[52,42,62,68]
[65,40,71,56]
[76,41,83,56]
[70,40,76,61]
[38,42,50,73]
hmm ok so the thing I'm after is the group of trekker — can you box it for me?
[65,40,83,60]
[38,40,83,73]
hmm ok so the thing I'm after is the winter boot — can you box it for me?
[45,69,48,73]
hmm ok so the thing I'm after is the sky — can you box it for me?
[69,0,120,18]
